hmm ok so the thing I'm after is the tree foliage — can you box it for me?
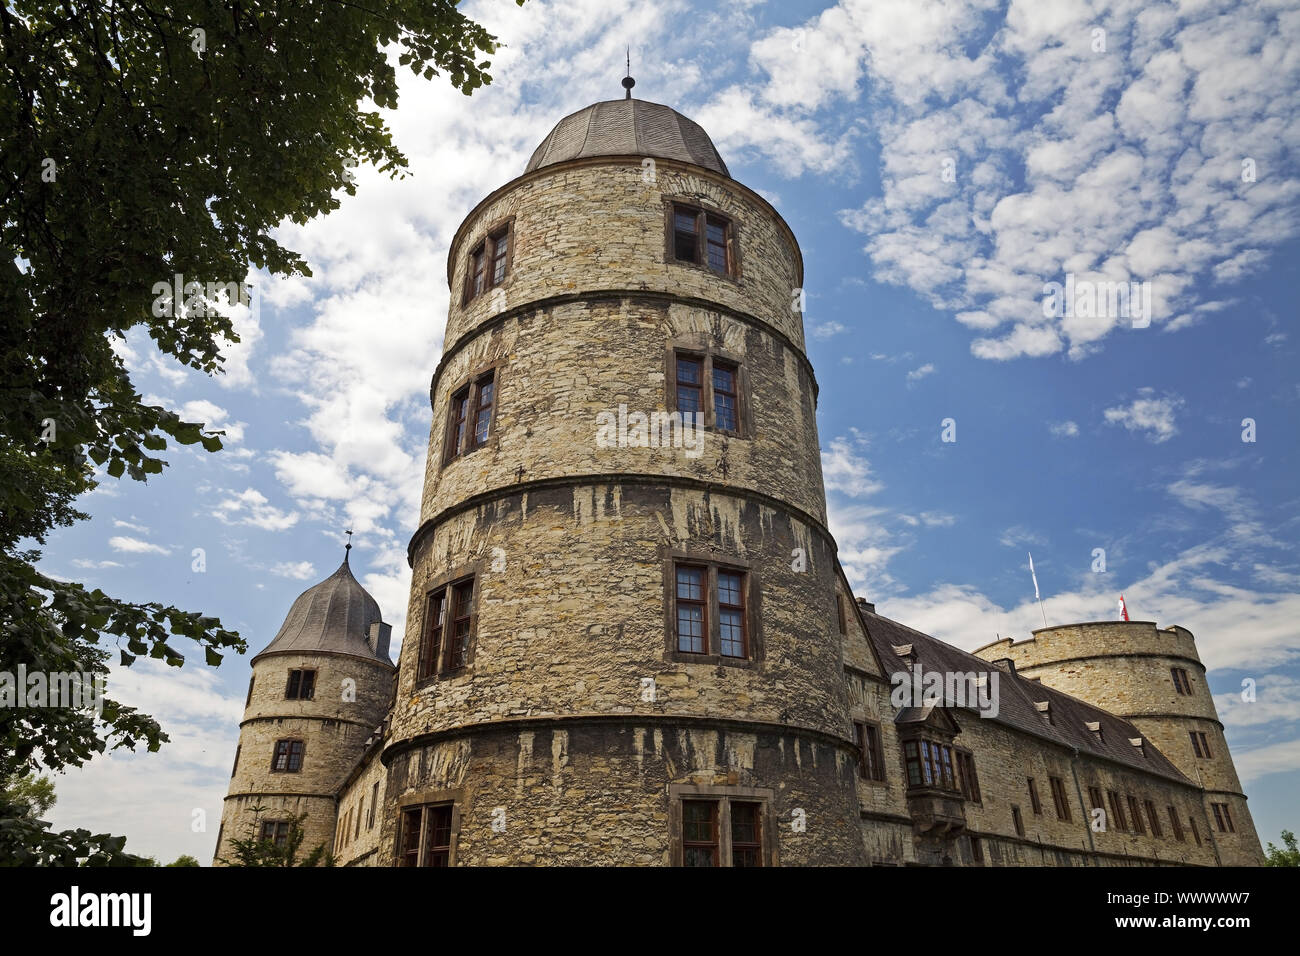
[0,0,516,863]
[218,807,331,867]
[1264,830,1299,867]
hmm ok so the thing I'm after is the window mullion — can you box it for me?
[703,355,714,428]
[719,799,733,867]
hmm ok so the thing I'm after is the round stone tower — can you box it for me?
[214,554,395,864]
[381,94,867,865]
[973,621,1264,865]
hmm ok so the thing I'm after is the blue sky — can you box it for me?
[35,0,1299,862]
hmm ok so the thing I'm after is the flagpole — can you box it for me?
[1028,552,1048,628]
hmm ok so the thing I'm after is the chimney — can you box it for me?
[368,621,392,660]
[855,597,876,613]
[991,657,1016,674]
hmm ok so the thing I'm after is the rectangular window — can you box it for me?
[444,371,496,463]
[285,668,316,700]
[259,820,290,847]
[1027,777,1042,815]
[904,740,924,788]
[398,804,455,867]
[1049,776,1071,821]
[1168,806,1185,842]
[445,580,475,671]
[354,801,362,841]
[1128,795,1146,835]
[670,204,736,277]
[1145,800,1163,838]
[969,836,984,864]
[1171,667,1192,695]
[463,224,511,304]
[1012,805,1025,837]
[231,745,240,778]
[854,722,885,783]
[1088,786,1104,812]
[1190,731,1212,758]
[712,361,738,432]
[245,676,255,707]
[1108,791,1128,832]
[730,802,762,868]
[418,577,476,680]
[956,751,982,803]
[674,565,707,654]
[675,355,703,415]
[1212,802,1234,833]
[369,782,380,830]
[717,570,747,658]
[682,800,719,867]
[271,739,304,773]
[1190,816,1201,846]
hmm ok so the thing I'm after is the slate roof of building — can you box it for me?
[253,556,389,664]
[525,98,729,177]
[861,609,1193,785]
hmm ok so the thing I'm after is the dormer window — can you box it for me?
[1085,720,1103,743]
[1035,700,1051,724]
[463,222,512,304]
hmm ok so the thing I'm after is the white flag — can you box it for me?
[1028,552,1040,600]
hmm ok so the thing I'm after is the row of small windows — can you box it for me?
[335,781,381,855]
[1013,778,1206,845]
[458,202,740,308]
[441,347,748,464]
[900,738,982,803]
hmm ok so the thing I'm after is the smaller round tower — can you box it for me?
[214,552,395,865]
[973,620,1264,866]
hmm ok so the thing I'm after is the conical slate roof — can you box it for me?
[525,98,729,178]
[253,556,387,663]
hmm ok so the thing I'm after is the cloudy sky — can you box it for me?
[37,0,1299,862]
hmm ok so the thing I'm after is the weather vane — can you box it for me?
[623,46,635,99]
[344,527,353,560]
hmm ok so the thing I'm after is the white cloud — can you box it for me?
[1103,391,1183,443]
[72,559,125,570]
[108,536,172,555]
[113,519,150,533]
[269,561,317,581]
[821,434,884,498]
[905,362,936,383]
[811,320,846,339]
[1049,420,1080,437]
[211,488,298,532]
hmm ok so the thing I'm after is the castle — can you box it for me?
[215,90,1264,867]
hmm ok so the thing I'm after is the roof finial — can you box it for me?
[622,47,635,99]
[344,527,353,564]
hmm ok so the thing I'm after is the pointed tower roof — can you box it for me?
[525,98,729,178]
[253,555,388,663]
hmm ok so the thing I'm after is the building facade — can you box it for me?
[215,94,1264,867]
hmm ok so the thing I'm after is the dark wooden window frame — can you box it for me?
[853,720,886,784]
[1190,730,1212,759]
[969,835,984,865]
[416,566,481,686]
[230,745,240,778]
[244,676,255,708]
[1049,775,1072,822]
[369,782,380,830]
[668,783,776,867]
[1171,666,1193,695]
[285,668,316,701]
[395,789,463,867]
[663,198,742,280]
[1027,776,1042,815]
[1107,790,1128,832]
[1167,805,1185,842]
[461,217,515,306]
[665,339,752,438]
[955,748,982,804]
[1011,805,1025,837]
[1145,799,1163,838]
[902,737,959,793]
[662,548,762,667]
[270,738,305,774]
[1212,802,1235,833]
[259,820,290,847]
[442,363,504,466]
[1127,794,1146,835]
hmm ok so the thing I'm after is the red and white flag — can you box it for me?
[1118,595,1129,621]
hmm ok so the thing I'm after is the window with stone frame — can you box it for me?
[1144,800,1163,838]
[398,803,455,867]
[462,222,512,305]
[1011,805,1025,837]
[285,668,316,700]
[1127,795,1146,835]
[1170,666,1193,695]
[956,749,982,803]
[1049,776,1072,821]
[903,739,957,791]
[270,738,304,773]
[671,785,772,867]
[1190,815,1202,845]
[969,835,984,864]
[1190,730,1213,758]
[668,202,737,277]
[1212,802,1235,833]
[668,348,748,437]
[230,745,240,778]
[853,721,885,783]
[668,559,757,664]
[444,370,496,463]
[1107,790,1128,831]
[1167,805,1185,842]
[369,782,380,829]
[417,576,477,681]
[1027,777,1042,815]
[259,820,290,847]
[245,675,255,707]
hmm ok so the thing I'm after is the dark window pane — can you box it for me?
[676,566,704,600]
[731,802,762,867]
[673,210,699,263]
[682,800,718,867]
[676,605,705,654]
[714,393,737,431]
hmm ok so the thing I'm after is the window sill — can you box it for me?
[667,650,760,669]
[668,258,741,285]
